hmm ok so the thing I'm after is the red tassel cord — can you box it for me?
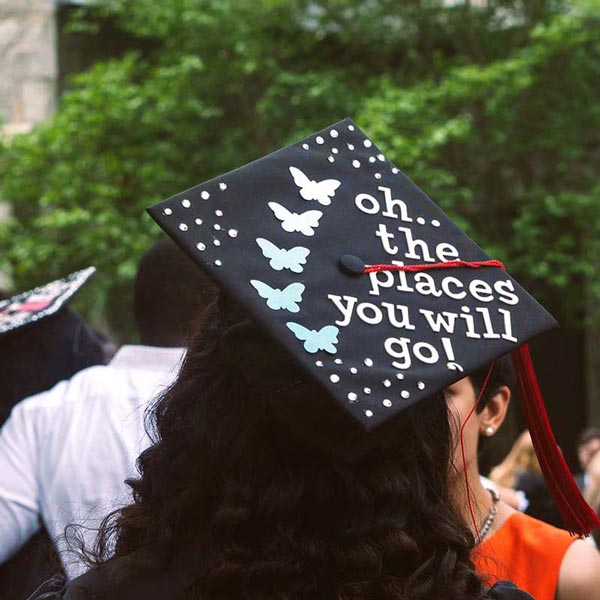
[364,259,505,274]
[460,361,497,544]
[512,344,600,536]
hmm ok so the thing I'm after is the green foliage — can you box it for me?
[1,0,598,337]
[359,1,600,316]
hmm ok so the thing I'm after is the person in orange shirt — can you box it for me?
[446,358,600,600]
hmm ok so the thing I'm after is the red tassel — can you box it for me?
[512,344,600,536]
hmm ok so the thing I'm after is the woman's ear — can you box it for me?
[480,386,511,436]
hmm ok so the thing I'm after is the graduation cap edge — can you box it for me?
[0,267,96,336]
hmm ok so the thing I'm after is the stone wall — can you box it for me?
[0,0,57,134]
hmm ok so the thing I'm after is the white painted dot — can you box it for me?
[347,143,355,151]
[228,229,238,238]
[348,392,358,402]
[315,360,324,367]
[201,191,210,200]
[334,358,343,365]
[417,381,425,390]
[348,124,355,131]
[383,399,392,408]
[332,148,339,154]
[330,374,340,383]
[214,259,222,267]
[364,358,374,367]
[196,242,206,251]
[163,208,173,216]
[316,136,324,144]
[365,409,374,418]
[179,223,188,231]
[396,373,405,380]
[302,143,309,150]
[363,139,372,148]
[369,156,376,163]
[383,379,391,388]
[214,224,221,231]
[181,199,191,208]
[401,390,410,399]
[363,387,371,395]
[417,217,426,225]
[392,167,399,174]
[195,218,203,225]
[328,156,335,163]
[352,160,361,168]
[330,129,339,138]
[350,367,358,374]
[431,219,441,227]
[215,209,223,217]
[219,182,227,190]
[214,239,221,246]
[374,173,382,180]
[377,154,385,161]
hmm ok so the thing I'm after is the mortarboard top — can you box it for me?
[147,118,556,431]
[0,267,96,336]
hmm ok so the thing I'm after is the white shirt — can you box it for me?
[0,345,185,577]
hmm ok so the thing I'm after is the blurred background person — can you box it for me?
[489,431,564,529]
[575,428,600,492]
[584,448,600,515]
[0,239,214,598]
[577,429,600,546]
[0,269,107,599]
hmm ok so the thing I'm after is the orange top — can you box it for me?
[472,512,576,600]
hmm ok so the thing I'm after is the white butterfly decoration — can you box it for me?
[250,280,305,313]
[268,202,322,237]
[256,238,310,274]
[286,322,339,354]
[289,166,341,206]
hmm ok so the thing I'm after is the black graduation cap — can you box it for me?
[148,118,599,535]
[0,267,96,335]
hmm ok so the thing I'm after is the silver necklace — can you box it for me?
[478,487,500,541]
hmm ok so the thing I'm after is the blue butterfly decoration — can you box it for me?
[250,280,305,313]
[286,322,339,354]
[268,202,322,236]
[256,238,310,274]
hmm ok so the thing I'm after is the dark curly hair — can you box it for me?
[79,294,488,599]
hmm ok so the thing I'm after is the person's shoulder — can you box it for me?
[13,363,119,415]
[506,510,573,541]
[483,510,576,569]
[557,538,600,600]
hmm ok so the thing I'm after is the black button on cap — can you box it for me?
[340,254,365,275]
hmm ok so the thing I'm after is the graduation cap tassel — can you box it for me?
[512,344,600,536]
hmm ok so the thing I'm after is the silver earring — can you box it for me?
[484,426,495,436]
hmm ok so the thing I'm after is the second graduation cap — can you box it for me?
[148,117,599,535]
[0,267,96,335]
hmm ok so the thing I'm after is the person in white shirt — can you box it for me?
[0,239,215,579]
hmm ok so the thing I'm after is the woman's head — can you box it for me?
[88,293,488,598]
